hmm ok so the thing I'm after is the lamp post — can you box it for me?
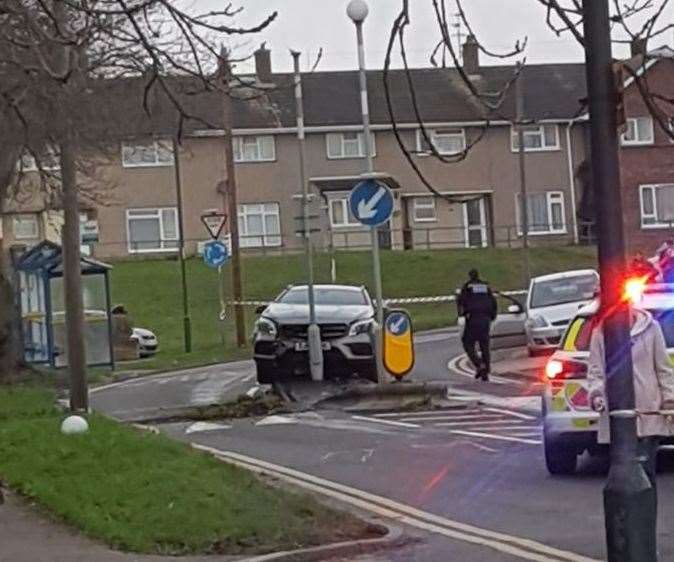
[292,50,323,382]
[582,1,657,560]
[347,0,385,384]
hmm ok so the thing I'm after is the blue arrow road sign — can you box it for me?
[349,179,394,227]
[203,241,229,268]
[386,312,410,336]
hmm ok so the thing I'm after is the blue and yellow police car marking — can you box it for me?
[383,310,415,378]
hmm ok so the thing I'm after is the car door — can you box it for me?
[490,292,527,350]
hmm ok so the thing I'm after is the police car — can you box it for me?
[542,278,674,475]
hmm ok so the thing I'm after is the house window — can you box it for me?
[237,203,281,247]
[18,147,60,172]
[511,124,559,151]
[413,197,437,222]
[233,136,275,162]
[417,128,466,155]
[329,197,360,228]
[640,184,674,228]
[326,132,376,159]
[122,139,174,167]
[621,117,654,146]
[516,191,566,234]
[126,208,178,253]
[13,214,39,240]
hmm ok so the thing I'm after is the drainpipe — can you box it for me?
[566,119,582,245]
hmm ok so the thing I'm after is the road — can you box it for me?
[91,331,674,562]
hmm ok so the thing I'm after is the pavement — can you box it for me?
[20,332,674,562]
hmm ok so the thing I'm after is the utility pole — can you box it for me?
[172,137,191,353]
[515,72,531,288]
[55,0,88,412]
[583,2,657,560]
[219,48,246,348]
[292,51,323,382]
[60,139,88,412]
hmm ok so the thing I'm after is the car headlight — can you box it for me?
[256,317,277,338]
[349,318,374,336]
[527,315,548,328]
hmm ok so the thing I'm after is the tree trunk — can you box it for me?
[0,150,22,381]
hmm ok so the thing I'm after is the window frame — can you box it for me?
[639,184,674,229]
[121,139,174,168]
[412,196,438,222]
[18,147,60,172]
[515,191,567,236]
[12,213,40,240]
[325,132,377,160]
[621,116,654,146]
[416,128,466,156]
[232,135,276,163]
[126,207,179,254]
[328,196,361,228]
[237,202,282,248]
[510,124,560,153]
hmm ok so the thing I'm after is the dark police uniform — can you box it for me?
[458,276,497,379]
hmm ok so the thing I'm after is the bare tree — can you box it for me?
[0,1,276,400]
[383,0,674,194]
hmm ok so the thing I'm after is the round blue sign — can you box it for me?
[349,179,394,227]
[203,241,229,268]
[386,312,410,336]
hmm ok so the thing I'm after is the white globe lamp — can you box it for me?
[347,0,369,23]
[61,415,89,435]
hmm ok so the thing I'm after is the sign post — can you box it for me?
[201,212,231,338]
[349,178,394,384]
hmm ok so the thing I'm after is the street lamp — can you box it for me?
[347,0,386,384]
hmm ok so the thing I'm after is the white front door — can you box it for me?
[463,198,488,248]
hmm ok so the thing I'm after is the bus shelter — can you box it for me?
[15,241,114,369]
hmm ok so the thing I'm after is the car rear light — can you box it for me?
[544,359,587,380]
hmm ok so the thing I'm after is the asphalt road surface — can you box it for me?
[91,331,674,562]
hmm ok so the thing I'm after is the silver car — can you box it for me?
[253,284,376,384]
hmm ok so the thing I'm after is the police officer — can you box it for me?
[457,269,497,381]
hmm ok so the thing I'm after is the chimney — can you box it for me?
[463,35,480,75]
[254,43,273,84]
[631,37,648,57]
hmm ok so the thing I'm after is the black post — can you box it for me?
[582,2,657,561]
[173,137,192,353]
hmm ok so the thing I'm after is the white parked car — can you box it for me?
[130,327,158,357]
[525,269,599,356]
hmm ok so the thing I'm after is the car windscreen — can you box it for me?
[563,310,674,352]
[278,288,368,306]
[530,275,598,309]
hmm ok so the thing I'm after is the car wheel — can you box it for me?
[255,361,276,385]
[544,433,577,475]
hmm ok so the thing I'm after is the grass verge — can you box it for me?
[110,246,597,371]
[0,385,381,555]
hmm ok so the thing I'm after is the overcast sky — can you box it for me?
[199,1,674,73]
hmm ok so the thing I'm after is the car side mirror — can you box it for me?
[255,305,267,315]
[507,304,523,314]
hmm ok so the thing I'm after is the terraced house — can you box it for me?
[2,39,672,259]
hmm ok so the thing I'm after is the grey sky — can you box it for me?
[205,1,674,73]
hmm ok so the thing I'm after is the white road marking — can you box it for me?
[193,446,599,562]
[400,414,503,423]
[255,415,298,426]
[415,333,453,344]
[185,422,231,434]
[372,408,482,418]
[433,420,532,428]
[447,356,512,385]
[449,430,541,445]
[351,415,421,429]
[483,407,537,421]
